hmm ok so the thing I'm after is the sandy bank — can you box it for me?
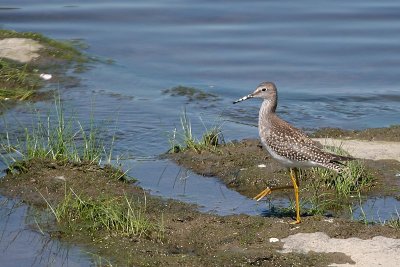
[281,232,400,267]
[313,138,400,161]
[0,38,43,63]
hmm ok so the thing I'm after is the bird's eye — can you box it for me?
[261,88,266,91]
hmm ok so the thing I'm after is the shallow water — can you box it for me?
[1,0,400,265]
[0,195,94,267]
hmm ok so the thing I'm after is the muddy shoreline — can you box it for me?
[0,126,399,266]
[311,125,400,142]
[168,138,400,200]
[1,160,399,266]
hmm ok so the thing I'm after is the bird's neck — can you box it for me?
[259,98,277,118]
[259,98,277,131]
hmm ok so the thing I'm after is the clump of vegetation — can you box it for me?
[0,96,115,173]
[168,109,224,153]
[0,29,89,101]
[0,29,88,65]
[0,59,39,100]
[300,144,374,215]
[42,188,164,240]
[386,217,400,229]
[0,96,164,250]
[312,145,374,196]
[162,85,220,102]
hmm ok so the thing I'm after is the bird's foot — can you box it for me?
[253,187,272,201]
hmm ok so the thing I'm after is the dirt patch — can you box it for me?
[1,159,399,266]
[311,125,400,142]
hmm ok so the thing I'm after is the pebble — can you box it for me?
[40,73,52,80]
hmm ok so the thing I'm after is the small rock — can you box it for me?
[40,73,52,80]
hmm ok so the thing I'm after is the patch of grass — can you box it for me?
[90,253,114,267]
[352,192,369,225]
[168,109,224,153]
[42,187,164,241]
[311,144,374,196]
[0,59,40,100]
[302,193,338,216]
[0,87,35,101]
[380,209,400,229]
[299,144,375,217]
[0,29,88,65]
[0,29,90,101]
[386,217,400,229]
[0,95,116,172]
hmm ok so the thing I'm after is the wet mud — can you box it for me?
[168,139,400,201]
[0,151,399,266]
[311,125,400,142]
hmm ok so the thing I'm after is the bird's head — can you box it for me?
[233,82,277,104]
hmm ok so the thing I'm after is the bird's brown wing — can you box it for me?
[267,116,337,163]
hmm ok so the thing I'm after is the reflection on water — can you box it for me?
[131,159,263,215]
[131,158,400,222]
[0,196,93,267]
[351,196,400,223]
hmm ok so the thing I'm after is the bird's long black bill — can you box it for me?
[233,94,253,104]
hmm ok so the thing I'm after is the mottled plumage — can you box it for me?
[233,81,353,223]
[262,113,350,173]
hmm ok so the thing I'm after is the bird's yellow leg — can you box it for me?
[253,185,294,201]
[289,168,301,224]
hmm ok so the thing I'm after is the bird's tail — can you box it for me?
[323,162,345,173]
[324,153,355,173]
[329,153,354,162]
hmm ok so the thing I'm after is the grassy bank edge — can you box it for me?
[0,29,89,101]
[0,97,164,245]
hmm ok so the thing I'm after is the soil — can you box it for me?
[0,153,399,266]
[167,139,400,200]
[311,125,400,142]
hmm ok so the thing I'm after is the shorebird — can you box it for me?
[233,82,353,224]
